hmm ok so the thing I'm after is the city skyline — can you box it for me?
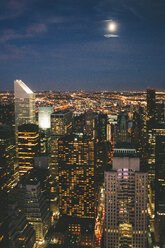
[0,0,165,92]
[0,80,165,247]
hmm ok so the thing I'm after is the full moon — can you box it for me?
[108,22,117,32]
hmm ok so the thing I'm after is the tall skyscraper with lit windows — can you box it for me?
[18,124,39,176]
[155,135,165,247]
[14,80,36,177]
[49,110,72,212]
[104,146,147,248]
[50,110,72,176]
[58,134,95,219]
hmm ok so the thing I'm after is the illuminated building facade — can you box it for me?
[0,167,8,247]
[14,80,36,179]
[38,106,54,155]
[58,134,95,219]
[147,125,165,187]
[50,110,72,175]
[0,126,17,190]
[49,110,72,211]
[18,124,39,176]
[155,135,165,247]
[104,147,147,248]
[14,80,35,130]
[38,106,54,130]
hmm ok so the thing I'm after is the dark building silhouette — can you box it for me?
[95,113,107,141]
[8,198,36,248]
[73,114,85,134]
[147,88,156,122]
[12,173,50,242]
[0,103,14,126]
[116,111,131,143]
[84,110,96,138]
[131,108,148,169]
[155,102,165,124]
[95,140,112,186]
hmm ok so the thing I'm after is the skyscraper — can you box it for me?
[38,106,54,155]
[8,198,36,248]
[58,134,95,219]
[50,110,72,176]
[0,167,8,247]
[155,102,165,124]
[14,80,36,176]
[147,88,156,123]
[14,80,35,130]
[49,110,72,211]
[12,175,50,242]
[0,126,17,190]
[84,110,96,138]
[116,111,131,143]
[95,113,107,141]
[155,135,165,247]
[38,106,54,130]
[18,124,39,176]
[104,147,147,248]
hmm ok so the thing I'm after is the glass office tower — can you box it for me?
[14,80,35,129]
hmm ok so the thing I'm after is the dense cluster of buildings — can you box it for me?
[0,80,164,248]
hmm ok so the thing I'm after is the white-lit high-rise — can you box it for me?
[38,106,54,130]
[104,147,148,248]
[14,79,35,130]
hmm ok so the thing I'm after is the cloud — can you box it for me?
[0,23,48,43]
[8,0,26,11]
[0,29,22,43]
[104,34,119,38]
[0,0,28,20]
[0,10,68,43]
[26,24,47,37]
[0,44,39,62]
[95,0,145,20]
[47,16,68,24]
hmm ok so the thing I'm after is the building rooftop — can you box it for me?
[14,80,33,94]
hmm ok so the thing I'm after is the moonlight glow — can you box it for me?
[108,22,117,32]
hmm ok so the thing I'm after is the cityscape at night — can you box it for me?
[0,1,165,248]
[0,83,165,248]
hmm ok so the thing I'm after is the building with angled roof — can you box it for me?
[14,80,35,130]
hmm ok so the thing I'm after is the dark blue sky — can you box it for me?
[0,0,165,91]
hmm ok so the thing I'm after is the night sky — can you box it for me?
[0,0,165,91]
